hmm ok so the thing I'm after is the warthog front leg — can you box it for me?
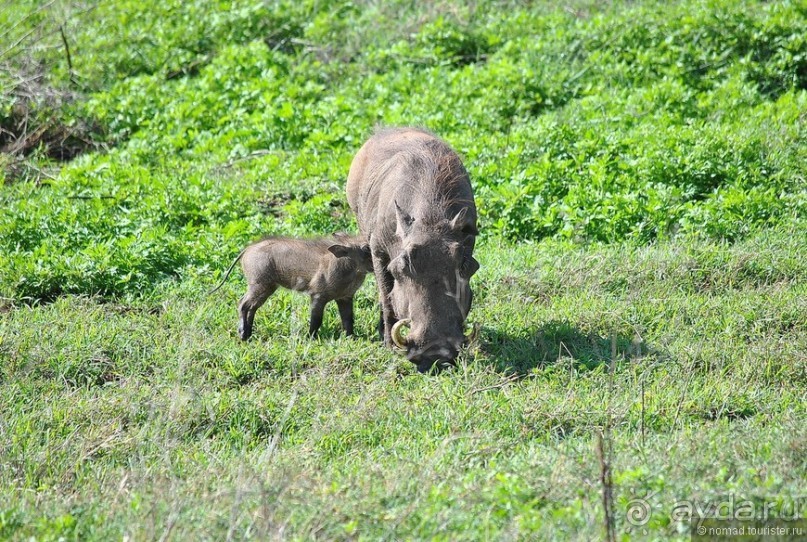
[308,294,327,338]
[372,252,396,347]
[336,298,355,336]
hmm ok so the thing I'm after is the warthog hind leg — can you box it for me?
[238,283,277,340]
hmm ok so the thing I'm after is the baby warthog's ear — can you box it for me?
[328,245,350,258]
[329,244,373,271]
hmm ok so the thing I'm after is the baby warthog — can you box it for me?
[210,235,372,340]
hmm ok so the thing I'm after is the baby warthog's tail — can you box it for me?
[208,248,247,295]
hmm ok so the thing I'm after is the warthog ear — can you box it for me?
[450,208,478,236]
[463,256,480,277]
[395,201,415,237]
[327,245,350,258]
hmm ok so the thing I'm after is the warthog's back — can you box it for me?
[346,127,476,238]
[242,237,334,292]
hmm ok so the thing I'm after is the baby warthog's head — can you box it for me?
[327,233,373,274]
[388,205,479,371]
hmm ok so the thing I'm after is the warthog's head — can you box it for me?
[388,204,479,371]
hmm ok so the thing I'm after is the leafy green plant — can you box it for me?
[1,0,805,299]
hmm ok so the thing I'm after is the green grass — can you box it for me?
[2,223,805,540]
[1,0,806,539]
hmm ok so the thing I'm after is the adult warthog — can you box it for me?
[347,127,479,370]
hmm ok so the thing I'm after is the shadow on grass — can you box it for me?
[478,320,647,374]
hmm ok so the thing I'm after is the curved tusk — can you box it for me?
[391,319,412,349]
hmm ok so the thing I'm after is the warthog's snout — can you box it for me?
[407,342,461,372]
[392,319,466,372]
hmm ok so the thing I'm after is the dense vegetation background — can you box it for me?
[1,0,805,540]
